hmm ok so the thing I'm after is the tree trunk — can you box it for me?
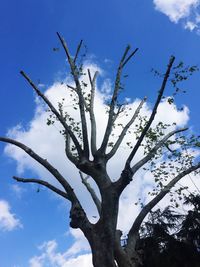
[86,214,142,267]
[87,222,116,267]
[86,182,119,267]
[115,244,142,267]
[91,240,117,267]
[89,233,141,267]
[79,171,143,267]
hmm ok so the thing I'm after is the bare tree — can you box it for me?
[1,33,200,267]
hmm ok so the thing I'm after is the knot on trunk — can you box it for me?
[70,203,86,228]
[121,166,133,183]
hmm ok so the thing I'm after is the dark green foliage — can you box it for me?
[138,194,200,267]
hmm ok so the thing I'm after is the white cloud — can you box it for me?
[29,252,92,267]
[0,200,22,231]
[153,0,199,22]
[29,257,43,267]
[61,254,92,267]
[29,232,92,267]
[64,228,90,257]
[184,20,197,30]
[10,184,25,198]
[153,0,200,33]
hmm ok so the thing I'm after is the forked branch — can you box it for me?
[106,97,147,160]
[57,32,90,158]
[116,127,188,193]
[0,137,77,203]
[0,136,92,230]
[79,171,101,214]
[74,39,83,64]
[20,71,83,157]
[100,46,138,153]
[131,127,188,173]
[125,56,175,167]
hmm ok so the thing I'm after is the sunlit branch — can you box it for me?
[121,48,139,68]
[100,46,138,154]
[74,39,83,64]
[0,137,77,203]
[57,106,79,165]
[79,171,101,214]
[125,56,175,167]
[106,97,147,160]
[116,127,188,193]
[114,105,123,120]
[0,136,92,230]
[20,71,83,157]
[65,133,78,165]
[131,127,188,173]
[57,32,90,158]
[88,69,98,155]
[13,176,68,199]
[67,84,89,111]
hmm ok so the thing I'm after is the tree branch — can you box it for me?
[13,176,68,199]
[20,71,83,157]
[0,136,92,231]
[125,56,175,167]
[106,97,147,160]
[0,137,77,202]
[57,106,79,165]
[79,171,101,215]
[74,39,83,64]
[64,133,79,165]
[67,84,89,111]
[126,161,200,252]
[116,127,188,193]
[88,69,98,155]
[121,48,139,68]
[131,127,188,173]
[99,46,138,154]
[57,32,90,158]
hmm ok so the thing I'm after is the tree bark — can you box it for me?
[88,181,120,267]
[90,230,118,267]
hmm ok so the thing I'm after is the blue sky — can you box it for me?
[0,1,200,266]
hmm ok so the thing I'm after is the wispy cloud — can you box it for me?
[0,200,22,231]
[153,0,200,33]
[29,230,92,267]
[10,184,26,198]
